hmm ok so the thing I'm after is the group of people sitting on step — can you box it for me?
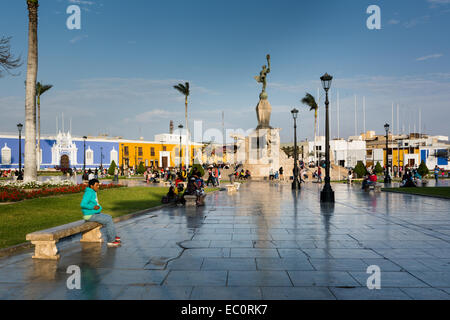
[361,172,378,190]
[162,167,206,206]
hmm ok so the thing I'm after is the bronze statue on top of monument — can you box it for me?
[254,54,272,129]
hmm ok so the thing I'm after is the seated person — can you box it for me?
[162,185,177,203]
[80,179,121,247]
[175,174,184,188]
[401,171,417,188]
[183,177,205,206]
[368,172,377,186]
[361,174,370,190]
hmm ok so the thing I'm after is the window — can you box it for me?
[151,147,155,156]
[110,148,118,164]
[86,147,94,165]
[138,147,143,156]
[162,146,167,151]
[1,144,11,165]
[124,146,129,156]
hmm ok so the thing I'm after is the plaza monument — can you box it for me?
[238,54,281,178]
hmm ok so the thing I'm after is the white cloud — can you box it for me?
[416,53,443,61]
[68,0,95,5]
[69,35,88,44]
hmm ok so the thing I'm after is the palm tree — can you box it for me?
[24,0,39,182]
[36,82,52,169]
[301,93,318,166]
[173,82,190,169]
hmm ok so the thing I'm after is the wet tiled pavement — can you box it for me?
[1,181,450,300]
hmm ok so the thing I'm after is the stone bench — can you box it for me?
[365,183,382,193]
[26,220,103,260]
[184,195,197,207]
[184,194,206,207]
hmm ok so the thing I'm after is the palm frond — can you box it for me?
[301,93,318,111]
[173,82,190,96]
[36,82,53,95]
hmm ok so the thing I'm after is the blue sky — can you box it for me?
[1,0,449,143]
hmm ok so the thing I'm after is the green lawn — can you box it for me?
[0,186,218,249]
[382,187,450,199]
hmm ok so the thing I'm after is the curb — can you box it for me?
[0,188,222,259]
[382,189,450,200]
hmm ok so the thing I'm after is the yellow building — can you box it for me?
[385,146,420,168]
[118,136,202,169]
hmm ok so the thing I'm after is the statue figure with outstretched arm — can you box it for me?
[254,54,272,129]
[254,54,271,96]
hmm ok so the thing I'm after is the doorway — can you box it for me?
[60,155,69,169]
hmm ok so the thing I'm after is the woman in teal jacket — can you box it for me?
[81,179,121,247]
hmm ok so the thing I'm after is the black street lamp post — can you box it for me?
[17,123,23,180]
[291,108,301,190]
[100,147,103,170]
[384,123,391,183]
[178,124,183,173]
[121,143,124,175]
[83,136,87,171]
[320,73,335,203]
[134,146,137,172]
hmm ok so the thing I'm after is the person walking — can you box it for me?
[317,166,322,183]
[279,167,284,182]
[434,165,440,185]
[114,166,119,183]
[80,179,121,247]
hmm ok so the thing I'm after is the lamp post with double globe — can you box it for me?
[384,123,392,183]
[320,73,335,203]
[17,123,23,180]
[83,136,87,171]
[291,108,301,190]
[178,124,183,173]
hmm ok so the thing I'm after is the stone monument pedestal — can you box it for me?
[242,127,280,179]
[256,96,272,130]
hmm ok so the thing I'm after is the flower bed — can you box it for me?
[0,178,76,190]
[0,183,125,202]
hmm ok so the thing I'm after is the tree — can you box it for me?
[108,160,117,176]
[374,162,383,175]
[418,161,429,177]
[189,163,205,178]
[24,0,39,182]
[36,82,53,169]
[173,82,190,169]
[0,36,22,77]
[137,161,146,174]
[301,93,318,165]
[354,161,368,178]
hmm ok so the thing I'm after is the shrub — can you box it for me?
[108,160,117,176]
[137,161,146,174]
[374,162,383,175]
[189,164,205,177]
[418,161,429,177]
[354,161,368,178]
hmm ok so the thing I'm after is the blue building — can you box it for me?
[0,131,119,170]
